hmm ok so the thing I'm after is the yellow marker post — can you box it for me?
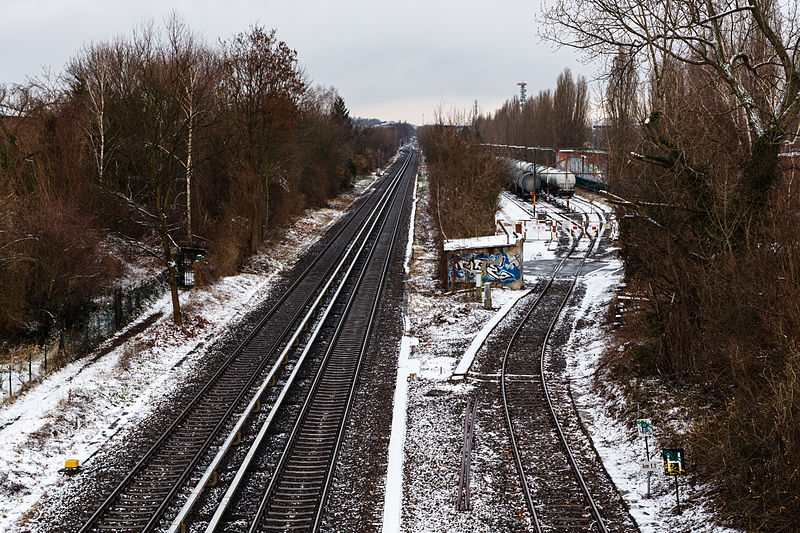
[62,459,80,475]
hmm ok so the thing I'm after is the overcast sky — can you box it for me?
[0,0,600,124]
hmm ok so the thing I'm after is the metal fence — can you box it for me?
[3,270,169,400]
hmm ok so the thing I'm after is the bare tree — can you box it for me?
[98,22,197,326]
[219,26,305,249]
[68,43,115,183]
[543,0,800,210]
[166,13,216,244]
[602,48,642,185]
[476,68,588,150]
[553,68,590,147]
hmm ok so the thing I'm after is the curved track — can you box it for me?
[499,193,608,532]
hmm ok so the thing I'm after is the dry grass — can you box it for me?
[22,387,92,452]
[15,502,42,528]
[116,339,149,373]
[0,343,37,366]
[0,343,58,407]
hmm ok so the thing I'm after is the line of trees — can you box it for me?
[417,113,507,282]
[0,15,411,340]
[543,1,800,529]
[475,68,591,148]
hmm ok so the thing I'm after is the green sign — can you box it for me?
[636,419,653,437]
[662,448,685,476]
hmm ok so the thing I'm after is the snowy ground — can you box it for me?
[0,171,384,531]
[391,181,741,532]
[564,265,740,533]
[0,158,739,532]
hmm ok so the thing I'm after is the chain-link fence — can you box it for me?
[3,270,169,400]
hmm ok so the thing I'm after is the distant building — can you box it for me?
[555,149,609,183]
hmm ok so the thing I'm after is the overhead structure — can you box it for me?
[517,81,527,107]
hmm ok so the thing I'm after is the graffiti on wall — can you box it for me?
[448,247,521,287]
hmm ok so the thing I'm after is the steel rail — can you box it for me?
[536,211,608,533]
[169,153,413,532]
[78,154,412,533]
[500,195,609,532]
[245,153,416,533]
[184,152,415,532]
[457,397,478,511]
[310,155,417,531]
[500,223,579,533]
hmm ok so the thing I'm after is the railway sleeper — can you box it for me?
[169,431,214,442]
[271,496,318,505]
[133,473,181,483]
[548,516,593,526]
[284,467,327,476]
[162,441,206,451]
[118,491,167,500]
[286,454,329,468]
[286,457,329,465]
[100,510,155,522]
[94,521,146,532]
[295,435,336,445]
[300,424,339,434]
[289,442,332,451]
[310,397,348,406]
[545,502,590,510]
[273,487,320,496]
[279,480,323,487]
[265,511,316,521]
[292,445,334,456]
[284,463,328,472]
[303,420,339,430]
[304,413,337,422]
[147,455,195,465]
[315,384,352,392]
[268,503,316,514]
[260,522,312,531]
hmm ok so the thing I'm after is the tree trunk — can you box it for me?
[160,213,182,326]
[744,128,782,212]
[186,102,193,244]
[167,262,182,326]
[263,156,270,245]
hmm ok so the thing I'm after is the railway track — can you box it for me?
[76,150,417,533]
[183,150,416,532]
[496,193,630,532]
[456,397,478,512]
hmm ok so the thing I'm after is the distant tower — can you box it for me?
[517,81,527,107]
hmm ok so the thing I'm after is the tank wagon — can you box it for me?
[508,160,539,196]
[506,158,576,198]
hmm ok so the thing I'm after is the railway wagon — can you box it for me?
[537,165,575,197]
[509,163,540,196]
[506,159,576,198]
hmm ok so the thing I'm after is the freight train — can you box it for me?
[506,159,576,198]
